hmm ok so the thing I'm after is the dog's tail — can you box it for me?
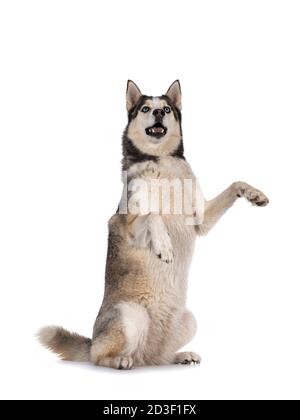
[37,326,92,362]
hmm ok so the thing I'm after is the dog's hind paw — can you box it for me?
[117,356,134,370]
[173,351,201,365]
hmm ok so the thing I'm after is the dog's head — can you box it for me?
[124,80,183,158]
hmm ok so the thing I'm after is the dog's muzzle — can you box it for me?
[145,121,167,138]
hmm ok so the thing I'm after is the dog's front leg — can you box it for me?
[131,214,174,263]
[197,181,269,235]
[148,214,173,263]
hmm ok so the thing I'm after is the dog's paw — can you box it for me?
[152,232,174,263]
[234,182,269,207]
[117,356,134,370]
[174,351,201,365]
[143,161,160,179]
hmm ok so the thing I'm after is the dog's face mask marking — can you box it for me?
[125,80,183,157]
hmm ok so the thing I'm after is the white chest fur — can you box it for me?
[127,157,200,299]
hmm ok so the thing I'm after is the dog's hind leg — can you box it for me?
[90,327,130,369]
[160,310,201,365]
[91,302,149,369]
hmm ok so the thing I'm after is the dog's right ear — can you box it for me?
[126,80,142,111]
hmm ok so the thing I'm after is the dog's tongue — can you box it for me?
[152,126,164,134]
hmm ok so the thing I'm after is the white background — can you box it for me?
[0,0,300,400]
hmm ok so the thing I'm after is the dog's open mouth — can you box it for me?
[145,122,167,138]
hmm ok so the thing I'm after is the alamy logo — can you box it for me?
[119,171,205,226]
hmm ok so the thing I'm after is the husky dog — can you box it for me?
[38,80,269,369]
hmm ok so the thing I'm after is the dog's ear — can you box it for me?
[165,80,181,110]
[126,80,142,111]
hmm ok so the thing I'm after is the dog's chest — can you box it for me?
[141,157,197,293]
[156,156,194,181]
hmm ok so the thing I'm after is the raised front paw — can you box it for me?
[234,181,269,207]
[151,231,174,264]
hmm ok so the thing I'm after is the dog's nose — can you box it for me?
[153,108,165,118]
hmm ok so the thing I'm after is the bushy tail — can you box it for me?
[37,326,92,362]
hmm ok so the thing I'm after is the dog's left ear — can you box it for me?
[165,80,182,110]
[126,80,142,111]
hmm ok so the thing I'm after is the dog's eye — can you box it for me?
[141,106,150,113]
[163,106,171,113]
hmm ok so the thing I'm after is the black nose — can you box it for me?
[153,108,165,118]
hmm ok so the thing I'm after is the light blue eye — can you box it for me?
[141,106,150,113]
[163,106,171,113]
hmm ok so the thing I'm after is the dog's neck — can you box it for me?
[122,133,185,171]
